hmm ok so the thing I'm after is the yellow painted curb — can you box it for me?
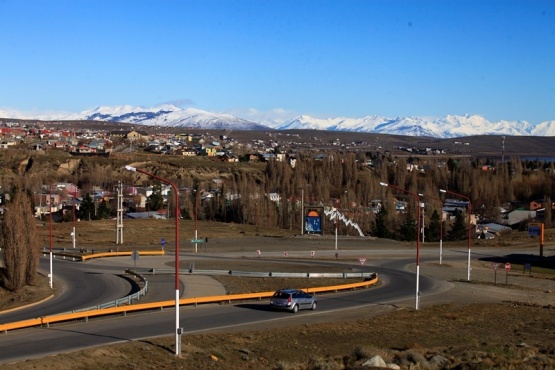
[0,294,54,315]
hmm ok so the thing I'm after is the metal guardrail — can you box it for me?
[64,269,149,314]
[41,250,166,262]
[0,274,379,333]
[135,268,377,279]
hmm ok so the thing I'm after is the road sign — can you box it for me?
[491,262,500,271]
[191,239,205,243]
[284,252,288,257]
[528,223,542,237]
[131,250,140,261]
[161,238,165,246]
[131,250,139,271]
[505,262,511,271]
[256,249,261,256]
[358,257,367,266]
[310,251,315,257]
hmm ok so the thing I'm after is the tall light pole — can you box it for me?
[194,189,198,253]
[419,193,444,265]
[49,185,53,289]
[440,188,472,281]
[380,182,421,310]
[421,202,425,243]
[125,165,182,356]
[300,187,304,235]
[72,192,76,249]
[334,198,338,250]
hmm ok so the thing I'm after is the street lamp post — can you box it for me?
[72,193,76,249]
[125,165,182,356]
[194,189,198,253]
[419,194,444,265]
[300,187,304,235]
[49,185,53,289]
[380,182,421,310]
[421,202,425,243]
[440,189,472,281]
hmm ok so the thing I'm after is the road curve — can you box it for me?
[0,243,506,365]
[0,262,439,364]
[0,257,137,323]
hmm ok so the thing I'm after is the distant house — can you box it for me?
[502,209,536,227]
[530,199,555,211]
[177,147,197,157]
[126,130,149,141]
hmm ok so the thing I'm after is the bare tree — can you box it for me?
[0,188,39,291]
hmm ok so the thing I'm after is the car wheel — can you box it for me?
[292,304,298,313]
[311,302,317,310]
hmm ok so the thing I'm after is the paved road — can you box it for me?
[0,242,551,365]
[0,258,132,323]
[0,261,428,364]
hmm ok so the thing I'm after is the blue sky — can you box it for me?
[1,0,554,124]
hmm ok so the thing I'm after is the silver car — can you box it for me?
[270,289,317,313]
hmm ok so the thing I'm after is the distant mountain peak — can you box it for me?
[0,105,553,137]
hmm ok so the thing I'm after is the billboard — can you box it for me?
[304,208,323,234]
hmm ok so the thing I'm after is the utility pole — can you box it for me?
[115,181,124,246]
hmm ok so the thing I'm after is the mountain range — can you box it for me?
[1,105,554,138]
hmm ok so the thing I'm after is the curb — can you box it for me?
[0,294,55,315]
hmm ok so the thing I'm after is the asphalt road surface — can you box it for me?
[0,244,531,364]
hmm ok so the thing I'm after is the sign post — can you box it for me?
[528,222,545,258]
[491,262,500,284]
[358,257,367,278]
[131,250,140,271]
[191,238,204,252]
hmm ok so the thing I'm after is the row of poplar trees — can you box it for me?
[0,186,39,292]
[2,151,554,292]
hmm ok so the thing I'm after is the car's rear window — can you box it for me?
[273,292,291,299]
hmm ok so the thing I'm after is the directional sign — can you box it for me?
[161,238,165,246]
[358,257,367,266]
[191,239,205,243]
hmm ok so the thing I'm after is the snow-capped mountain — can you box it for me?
[277,114,555,138]
[1,105,554,138]
[79,104,269,130]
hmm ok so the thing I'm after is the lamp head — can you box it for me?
[439,189,447,193]
[379,182,388,187]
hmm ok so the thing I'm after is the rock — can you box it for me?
[362,355,386,367]
[386,364,401,369]
[429,355,449,367]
